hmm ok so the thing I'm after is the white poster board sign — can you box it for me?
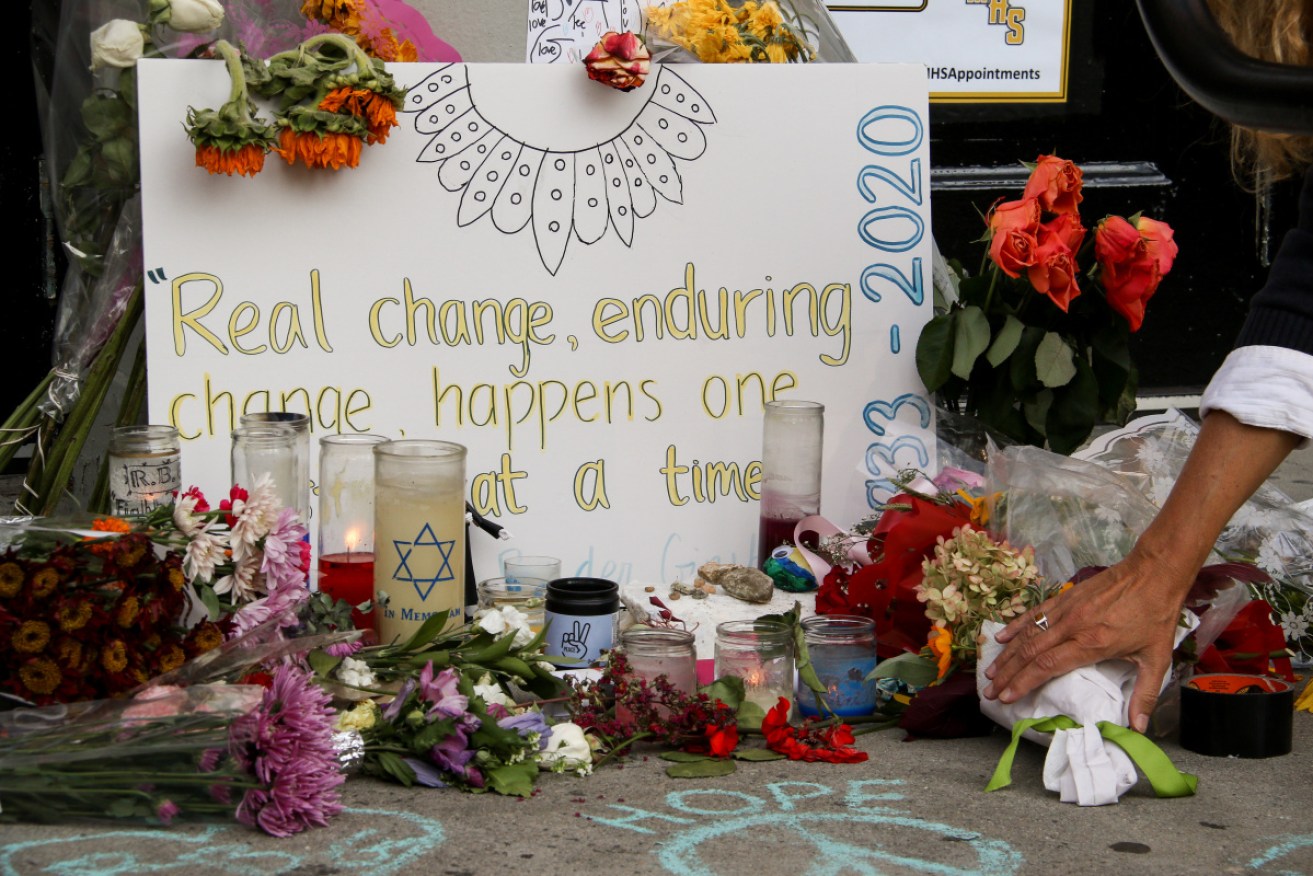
[138,60,935,585]
[830,0,1071,102]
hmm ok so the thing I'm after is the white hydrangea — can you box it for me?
[336,656,376,689]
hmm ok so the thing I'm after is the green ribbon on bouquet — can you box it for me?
[985,715,1197,798]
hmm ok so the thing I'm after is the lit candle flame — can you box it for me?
[345,528,359,555]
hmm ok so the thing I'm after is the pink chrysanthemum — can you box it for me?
[228,664,344,837]
[229,582,308,638]
[262,507,310,592]
[230,474,282,562]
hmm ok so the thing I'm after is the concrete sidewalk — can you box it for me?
[2,713,1310,876]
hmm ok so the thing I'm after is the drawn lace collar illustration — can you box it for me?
[402,64,717,275]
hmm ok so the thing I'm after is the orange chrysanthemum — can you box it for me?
[196,143,267,177]
[19,658,61,695]
[12,620,51,654]
[275,127,363,170]
[302,0,361,33]
[30,568,58,598]
[319,87,398,144]
[92,517,132,534]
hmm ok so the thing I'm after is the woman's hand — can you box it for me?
[981,548,1196,732]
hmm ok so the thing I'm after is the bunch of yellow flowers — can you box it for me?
[646,0,815,63]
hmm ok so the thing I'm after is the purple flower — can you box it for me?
[156,799,181,825]
[418,662,467,720]
[381,678,417,723]
[228,665,345,837]
[325,640,363,658]
[229,584,308,638]
[498,711,552,749]
[403,757,447,788]
[262,507,310,593]
[428,725,474,774]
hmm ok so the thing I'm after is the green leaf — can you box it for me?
[732,748,787,762]
[868,651,938,688]
[1045,357,1100,454]
[985,315,1024,367]
[81,94,130,140]
[666,759,738,779]
[736,700,766,731]
[1022,390,1054,436]
[701,675,745,710]
[1009,326,1044,392]
[950,305,991,380]
[660,751,712,763]
[372,751,417,787]
[487,761,538,798]
[397,611,454,652]
[915,313,956,392]
[307,649,342,679]
[200,585,221,621]
[1034,332,1077,388]
[101,137,139,185]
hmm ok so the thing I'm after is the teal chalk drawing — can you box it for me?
[657,811,1023,876]
[0,807,444,876]
[1247,833,1313,873]
[590,781,1022,876]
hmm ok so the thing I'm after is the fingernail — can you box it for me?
[998,688,1013,703]
[984,664,996,679]
[982,684,996,699]
[1132,714,1148,734]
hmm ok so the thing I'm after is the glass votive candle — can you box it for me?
[619,626,698,696]
[714,619,795,715]
[107,424,181,517]
[476,576,548,633]
[318,433,388,633]
[504,555,562,584]
[795,614,878,718]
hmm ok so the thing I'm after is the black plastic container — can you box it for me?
[543,578,620,665]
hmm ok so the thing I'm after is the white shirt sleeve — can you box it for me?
[1199,345,1313,441]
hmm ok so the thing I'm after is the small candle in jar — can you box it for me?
[319,529,376,632]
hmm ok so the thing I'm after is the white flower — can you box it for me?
[90,20,144,70]
[183,529,226,583]
[475,605,534,649]
[336,656,376,689]
[162,0,224,32]
[538,722,592,775]
[472,672,516,708]
[212,553,264,603]
[230,473,282,562]
[1257,537,1291,575]
[172,494,205,538]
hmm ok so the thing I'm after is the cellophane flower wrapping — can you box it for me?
[0,682,265,826]
[639,0,855,64]
[1075,410,1313,666]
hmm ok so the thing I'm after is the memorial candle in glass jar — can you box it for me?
[714,619,795,714]
[795,614,878,718]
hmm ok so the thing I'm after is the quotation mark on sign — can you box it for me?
[147,267,168,284]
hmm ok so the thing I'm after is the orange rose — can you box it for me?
[1095,215,1175,332]
[1027,221,1081,311]
[583,31,652,92]
[1022,154,1083,216]
[987,197,1041,278]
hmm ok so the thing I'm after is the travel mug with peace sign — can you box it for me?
[544,578,620,665]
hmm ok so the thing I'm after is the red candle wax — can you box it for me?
[319,552,376,633]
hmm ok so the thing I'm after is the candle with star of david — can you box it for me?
[373,440,468,645]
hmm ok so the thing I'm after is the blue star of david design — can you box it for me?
[391,522,457,601]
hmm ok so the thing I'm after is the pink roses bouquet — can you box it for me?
[917,154,1178,453]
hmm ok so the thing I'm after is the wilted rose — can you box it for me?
[1027,222,1081,311]
[1023,154,1083,216]
[1095,214,1176,331]
[583,31,652,92]
[987,197,1040,277]
[90,19,145,70]
[151,0,225,32]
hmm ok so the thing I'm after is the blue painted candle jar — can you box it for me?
[544,578,620,665]
[796,614,878,718]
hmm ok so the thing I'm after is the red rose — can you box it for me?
[1095,215,1175,332]
[1027,221,1081,312]
[583,31,652,92]
[986,197,1040,278]
[1022,154,1083,216]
